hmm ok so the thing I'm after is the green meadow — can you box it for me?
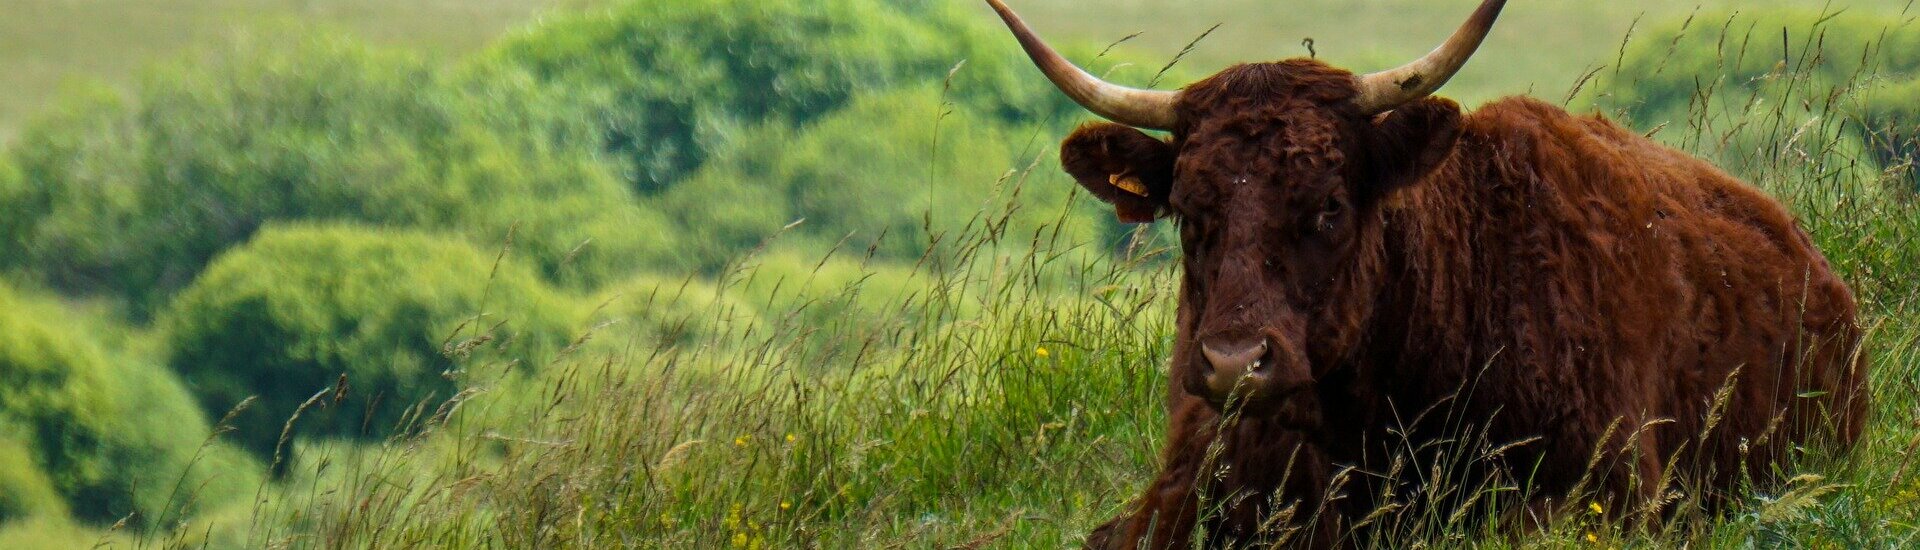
[0,0,1915,548]
[11,0,1904,140]
[0,0,561,142]
[7,0,1914,139]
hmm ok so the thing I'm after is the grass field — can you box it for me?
[7,1,1915,141]
[1009,0,1919,105]
[0,0,560,141]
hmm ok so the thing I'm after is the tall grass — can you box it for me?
[92,7,1920,550]
[162,158,1177,548]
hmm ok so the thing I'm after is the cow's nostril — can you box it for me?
[1201,339,1270,374]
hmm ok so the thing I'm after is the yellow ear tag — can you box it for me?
[1108,173,1151,197]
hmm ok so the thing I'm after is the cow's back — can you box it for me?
[1375,97,1867,508]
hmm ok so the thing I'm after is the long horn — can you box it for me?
[1352,0,1507,114]
[986,0,1180,130]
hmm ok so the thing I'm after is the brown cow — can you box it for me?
[984,0,1871,548]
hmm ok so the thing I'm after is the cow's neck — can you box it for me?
[1341,138,1501,433]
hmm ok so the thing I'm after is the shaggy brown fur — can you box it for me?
[1062,60,1868,549]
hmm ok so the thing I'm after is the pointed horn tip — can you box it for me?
[1352,0,1507,114]
[984,0,1179,130]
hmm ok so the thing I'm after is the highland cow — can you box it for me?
[984,0,1871,547]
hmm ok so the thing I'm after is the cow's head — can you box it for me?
[989,0,1504,425]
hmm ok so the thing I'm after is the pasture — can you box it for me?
[0,0,1916,548]
[4,0,1909,139]
[0,0,560,141]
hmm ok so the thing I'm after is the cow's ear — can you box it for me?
[1363,97,1462,202]
[1061,123,1177,223]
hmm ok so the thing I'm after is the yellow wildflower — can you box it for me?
[785,433,797,444]
[731,532,748,548]
[724,503,743,530]
[1588,501,1604,515]
[1036,346,1051,358]
[734,435,750,448]
[1584,532,1598,543]
[780,501,792,511]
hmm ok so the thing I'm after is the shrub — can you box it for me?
[589,273,759,349]
[161,224,577,459]
[661,87,1107,270]
[0,282,238,524]
[0,515,124,550]
[1591,9,1920,190]
[0,159,22,257]
[0,432,64,523]
[731,247,932,327]
[1,30,668,316]
[222,194,1179,549]
[486,0,1100,194]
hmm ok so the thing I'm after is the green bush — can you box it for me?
[1598,9,1920,120]
[1,30,673,316]
[732,247,931,325]
[661,87,1106,270]
[0,159,22,257]
[0,1,1178,310]
[0,515,124,550]
[590,273,759,349]
[0,282,238,524]
[1591,8,1920,190]
[222,197,1181,549]
[487,0,1094,195]
[161,224,577,459]
[0,432,64,523]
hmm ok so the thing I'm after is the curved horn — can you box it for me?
[1352,0,1507,114]
[985,0,1179,130]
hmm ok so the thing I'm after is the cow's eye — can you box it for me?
[1313,199,1343,232]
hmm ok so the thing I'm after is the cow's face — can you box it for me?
[1061,63,1462,424]
[985,0,1502,424]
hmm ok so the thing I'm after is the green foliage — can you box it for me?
[591,273,759,348]
[0,432,65,523]
[0,0,1171,312]
[0,515,124,550]
[0,31,670,316]
[662,87,1105,269]
[487,0,1088,194]
[731,247,935,330]
[234,208,1174,548]
[0,158,22,256]
[0,282,240,525]
[1591,9,1920,189]
[1599,9,1920,119]
[161,224,577,459]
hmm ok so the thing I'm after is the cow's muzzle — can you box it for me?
[1194,336,1313,411]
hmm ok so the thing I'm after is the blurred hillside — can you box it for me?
[8,0,1917,140]
[1003,0,1918,105]
[0,0,561,142]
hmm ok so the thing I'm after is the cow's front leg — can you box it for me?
[1086,401,1220,550]
[1088,461,1204,549]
